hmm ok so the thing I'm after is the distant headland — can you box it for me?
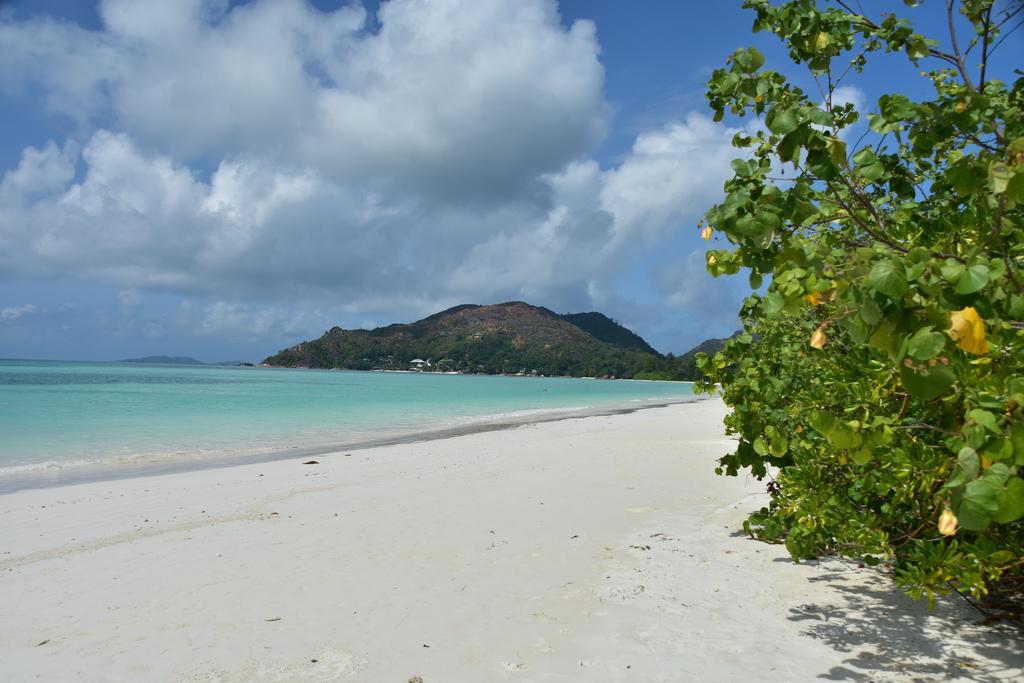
[263,301,729,381]
[118,356,254,367]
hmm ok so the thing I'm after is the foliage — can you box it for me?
[697,0,1024,609]
[559,312,661,355]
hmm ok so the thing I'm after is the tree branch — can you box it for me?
[979,5,991,89]
[946,0,977,92]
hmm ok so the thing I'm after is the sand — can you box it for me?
[1,398,1021,681]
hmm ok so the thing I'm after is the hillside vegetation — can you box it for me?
[264,301,712,380]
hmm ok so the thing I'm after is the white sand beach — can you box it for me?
[1,399,1021,681]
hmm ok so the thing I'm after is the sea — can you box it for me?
[0,359,696,491]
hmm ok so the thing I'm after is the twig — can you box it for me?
[946,0,977,92]
[979,5,991,89]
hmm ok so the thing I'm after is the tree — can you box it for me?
[697,0,1024,612]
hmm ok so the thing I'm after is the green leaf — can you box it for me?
[768,108,800,136]
[859,297,882,326]
[852,148,878,166]
[957,446,980,480]
[989,161,1011,194]
[807,107,832,126]
[1011,422,1024,466]
[866,260,908,300]
[859,161,886,182]
[993,478,1024,524]
[981,437,1014,463]
[753,436,770,456]
[906,326,945,361]
[869,322,898,358]
[946,158,983,196]
[1005,171,1024,203]
[990,550,1016,565]
[905,36,930,60]
[734,47,765,72]
[851,448,874,465]
[954,264,989,294]
[762,292,784,316]
[958,479,999,531]
[826,137,847,167]
[940,260,965,282]
[809,410,836,436]
[829,427,861,450]
[899,364,955,401]
[806,148,839,180]
[967,408,999,434]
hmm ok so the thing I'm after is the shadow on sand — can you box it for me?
[787,561,1023,681]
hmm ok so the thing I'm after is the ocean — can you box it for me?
[0,359,695,490]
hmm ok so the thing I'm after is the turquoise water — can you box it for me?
[0,359,693,483]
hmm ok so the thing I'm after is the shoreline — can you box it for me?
[2,399,1020,681]
[0,396,703,495]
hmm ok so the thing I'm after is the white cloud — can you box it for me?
[1,303,36,320]
[0,108,740,323]
[195,301,326,339]
[600,114,740,248]
[660,250,719,310]
[831,85,866,113]
[2,0,605,198]
[0,0,747,353]
[656,249,746,337]
[0,140,77,205]
[117,289,140,309]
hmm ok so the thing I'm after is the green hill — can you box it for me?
[118,355,205,365]
[264,302,670,378]
[559,312,660,355]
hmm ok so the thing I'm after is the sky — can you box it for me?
[0,0,1019,362]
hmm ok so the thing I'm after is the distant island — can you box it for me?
[263,301,726,381]
[118,356,254,367]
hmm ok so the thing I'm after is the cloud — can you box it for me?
[0,0,747,354]
[831,85,866,112]
[0,140,77,205]
[600,114,740,248]
[654,249,748,345]
[194,301,325,339]
[2,0,605,200]
[1,303,36,320]
[0,106,738,310]
[117,289,140,309]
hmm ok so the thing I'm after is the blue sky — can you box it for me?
[0,0,1019,361]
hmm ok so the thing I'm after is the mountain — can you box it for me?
[263,301,669,379]
[558,312,660,355]
[669,333,740,380]
[118,355,206,365]
[118,356,253,366]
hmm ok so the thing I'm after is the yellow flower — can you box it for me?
[810,324,827,349]
[707,253,718,266]
[805,290,823,306]
[701,225,714,240]
[955,101,966,113]
[947,307,988,355]
[938,507,958,536]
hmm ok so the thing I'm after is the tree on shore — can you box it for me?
[697,0,1023,614]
